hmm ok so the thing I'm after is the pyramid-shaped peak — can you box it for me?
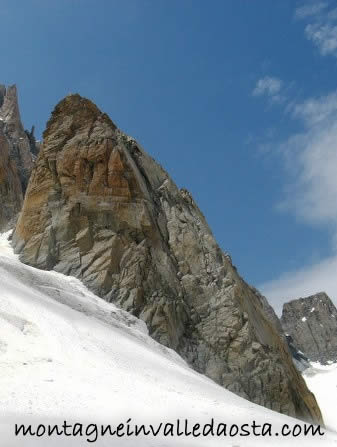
[12,90,324,425]
[53,93,101,116]
[43,94,116,140]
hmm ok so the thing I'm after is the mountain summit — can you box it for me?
[13,94,322,423]
[0,85,35,192]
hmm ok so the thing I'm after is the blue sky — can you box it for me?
[1,0,337,312]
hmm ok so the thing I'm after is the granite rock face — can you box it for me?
[0,123,23,231]
[281,292,337,364]
[13,94,322,423]
[0,84,35,192]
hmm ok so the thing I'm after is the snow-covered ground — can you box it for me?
[0,231,336,446]
[303,362,337,433]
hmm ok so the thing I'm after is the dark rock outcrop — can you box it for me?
[0,84,34,192]
[13,94,323,424]
[285,334,311,372]
[281,292,337,364]
[25,126,40,157]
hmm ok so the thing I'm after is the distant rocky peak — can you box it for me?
[0,123,23,231]
[0,84,24,133]
[0,83,34,192]
[281,292,337,364]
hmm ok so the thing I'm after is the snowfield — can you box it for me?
[0,231,336,446]
[303,362,337,433]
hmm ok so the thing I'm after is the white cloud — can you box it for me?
[305,22,337,56]
[296,1,337,57]
[292,90,337,125]
[252,76,284,103]
[281,92,337,226]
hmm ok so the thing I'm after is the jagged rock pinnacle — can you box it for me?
[0,84,34,192]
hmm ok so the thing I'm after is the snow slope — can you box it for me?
[303,363,337,433]
[0,231,336,446]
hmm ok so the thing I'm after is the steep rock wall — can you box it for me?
[13,94,323,424]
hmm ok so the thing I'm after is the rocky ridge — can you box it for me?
[281,292,337,364]
[12,94,323,424]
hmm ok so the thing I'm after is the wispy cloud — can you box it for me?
[252,76,284,103]
[260,89,337,310]
[292,90,337,125]
[295,1,337,57]
[294,2,328,20]
[305,21,337,56]
[281,91,337,227]
[254,3,337,311]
